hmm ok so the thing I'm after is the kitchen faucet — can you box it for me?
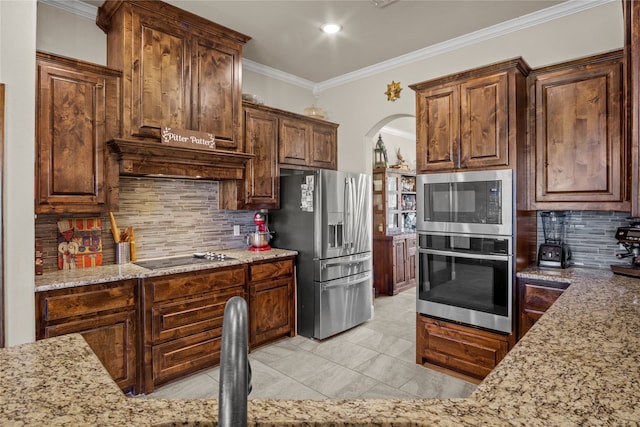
[218,296,252,427]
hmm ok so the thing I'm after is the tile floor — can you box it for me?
[142,287,477,400]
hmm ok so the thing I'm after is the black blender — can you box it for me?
[537,211,571,268]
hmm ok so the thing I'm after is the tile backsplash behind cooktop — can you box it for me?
[35,177,256,272]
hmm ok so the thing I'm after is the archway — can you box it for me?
[363,114,416,172]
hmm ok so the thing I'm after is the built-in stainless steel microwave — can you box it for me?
[416,169,513,236]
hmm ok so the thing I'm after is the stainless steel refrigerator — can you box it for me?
[270,169,372,340]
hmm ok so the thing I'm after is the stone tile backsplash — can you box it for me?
[536,210,632,269]
[35,177,256,272]
[35,178,634,273]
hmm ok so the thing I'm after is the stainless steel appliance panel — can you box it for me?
[314,272,372,340]
[315,170,372,259]
[270,169,373,340]
[314,252,372,282]
[416,232,513,333]
[416,169,513,236]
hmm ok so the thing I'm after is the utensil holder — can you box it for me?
[116,242,131,264]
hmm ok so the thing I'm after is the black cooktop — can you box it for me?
[134,253,233,270]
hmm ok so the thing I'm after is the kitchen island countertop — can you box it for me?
[34,248,298,292]
[6,265,639,425]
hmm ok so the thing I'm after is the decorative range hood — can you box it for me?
[108,138,253,180]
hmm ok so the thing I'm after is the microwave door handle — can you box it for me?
[419,248,510,262]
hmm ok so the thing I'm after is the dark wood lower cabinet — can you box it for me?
[248,257,296,349]
[35,279,139,394]
[518,278,569,340]
[373,234,416,296]
[143,265,246,393]
[416,314,515,382]
[36,257,297,394]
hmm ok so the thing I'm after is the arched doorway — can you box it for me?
[364,114,416,172]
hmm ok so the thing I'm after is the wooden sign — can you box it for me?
[161,127,216,150]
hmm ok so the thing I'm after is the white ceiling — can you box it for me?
[69,0,606,85]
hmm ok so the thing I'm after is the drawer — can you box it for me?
[523,283,566,312]
[41,281,136,322]
[151,286,244,344]
[152,328,223,386]
[249,259,293,282]
[149,266,245,303]
[417,315,511,381]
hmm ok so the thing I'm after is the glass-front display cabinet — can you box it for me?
[373,168,416,235]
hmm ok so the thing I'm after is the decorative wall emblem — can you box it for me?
[385,80,402,101]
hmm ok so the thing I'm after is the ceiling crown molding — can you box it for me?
[39,0,97,20]
[41,0,615,95]
[243,59,316,92]
[316,0,615,93]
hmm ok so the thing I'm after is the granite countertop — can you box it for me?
[7,266,639,425]
[35,248,298,292]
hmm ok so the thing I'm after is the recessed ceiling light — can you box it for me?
[321,23,342,34]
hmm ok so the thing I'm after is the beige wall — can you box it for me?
[1,0,37,346]
[36,2,105,64]
[1,0,626,345]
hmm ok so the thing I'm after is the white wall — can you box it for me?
[36,2,105,64]
[1,0,37,346]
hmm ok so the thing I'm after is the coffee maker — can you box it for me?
[611,224,640,277]
[537,211,571,268]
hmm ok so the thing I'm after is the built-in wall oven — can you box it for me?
[416,169,514,334]
[417,233,513,333]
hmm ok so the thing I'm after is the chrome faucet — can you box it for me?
[218,296,252,427]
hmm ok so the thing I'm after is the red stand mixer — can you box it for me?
[246,211,272,251]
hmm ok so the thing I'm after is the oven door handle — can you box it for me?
[418,248,510,261]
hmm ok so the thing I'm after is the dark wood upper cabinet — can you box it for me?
[97,0,250,150]
[625,1,640,217]
[243,106,280,208]
[220,103,280,210]
[530,50,627,211]
[279,117,311,167]
[411,58,529,173]
[35,52,121,214]
[279,115,338,170]
[309,122,338,170]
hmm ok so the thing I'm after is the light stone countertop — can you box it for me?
[34,248,298,292]
[7,265,639,425]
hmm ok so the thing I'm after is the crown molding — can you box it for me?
[316,0,615,92]
[41,0,615,94]
[39,0,97,20]
[242,59,316,92]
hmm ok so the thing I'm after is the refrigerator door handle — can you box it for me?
[344,177,356,250]
[343,178,350,249]
[321,254,372,269]
[321,274,371,291]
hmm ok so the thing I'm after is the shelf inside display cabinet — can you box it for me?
[373,168,416,235]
